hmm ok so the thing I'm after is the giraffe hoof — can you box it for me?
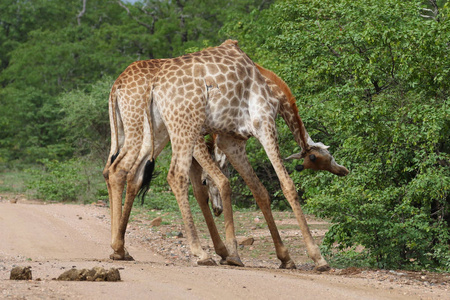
[197,258,217,266]
[314,264,330,272]
[110,252,134,261]
[279,260,297,269]
[220,256,244,267]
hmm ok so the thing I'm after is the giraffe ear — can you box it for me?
[284,152,306,160]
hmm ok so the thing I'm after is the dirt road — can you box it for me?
[0,199,448,299]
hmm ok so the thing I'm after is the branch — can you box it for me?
[419,14,433,19]
[77,0,87,26]
[258,0,269,11]
[372,80,381,94]
[387,43,396,80]
[117,0,154,32]
[326,44,341,57]
[309,118,332,137]
[421,0,440,20]
[428,0,439,14]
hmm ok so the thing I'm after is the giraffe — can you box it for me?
[103,39,343,271]
[102,42,243,266]
[202,64,349,270]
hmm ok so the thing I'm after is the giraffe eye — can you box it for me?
[202,179,207,185]
[309,154,317,162]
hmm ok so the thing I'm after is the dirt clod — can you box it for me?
[239,237,255,246]
[57,267,121,281]
[150,216,163,226]
[10,266,32,280]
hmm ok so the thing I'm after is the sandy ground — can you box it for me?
[0,199,448,300]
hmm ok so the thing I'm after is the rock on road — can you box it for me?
[0,200,446,299]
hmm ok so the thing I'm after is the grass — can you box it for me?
[0,169,34,195]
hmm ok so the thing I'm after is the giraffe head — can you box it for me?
[201,172,223,216]
[285,143,349,177]
[201,135,228,217]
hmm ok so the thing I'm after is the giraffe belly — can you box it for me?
[202,114,251,140]
[204,91,263,139]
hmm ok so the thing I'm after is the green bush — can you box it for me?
[26,158,106,203]
[277,0,450,271]
[56,77,112,160]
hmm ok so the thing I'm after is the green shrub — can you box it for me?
[26,158,106,203]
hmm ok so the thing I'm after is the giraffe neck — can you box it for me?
[255,64,312,154]
[279,100,312,153]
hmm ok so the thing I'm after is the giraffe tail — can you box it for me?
[138,160,159,205]
[138,85,159,205]
[107,85,122,167]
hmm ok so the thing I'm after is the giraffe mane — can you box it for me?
[255,63,296,107]
[255,63,313,151]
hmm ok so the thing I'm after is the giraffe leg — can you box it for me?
[103,147,131,260]
[110,180,138,261]
[217,136,296,269]
[103,163,116,251]
[257,126,330,271]
[105,163,133,260]
[103,163,124,259]
[105,110,154,261]
[105,150,150,261]
[111,170,143,261]
[192,138,243,267]
[189,157,229,263]
[167,143,215,266]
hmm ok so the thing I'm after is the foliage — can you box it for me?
[57,77,113,160]
[225,0,449,270]
[26,158,106,203]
